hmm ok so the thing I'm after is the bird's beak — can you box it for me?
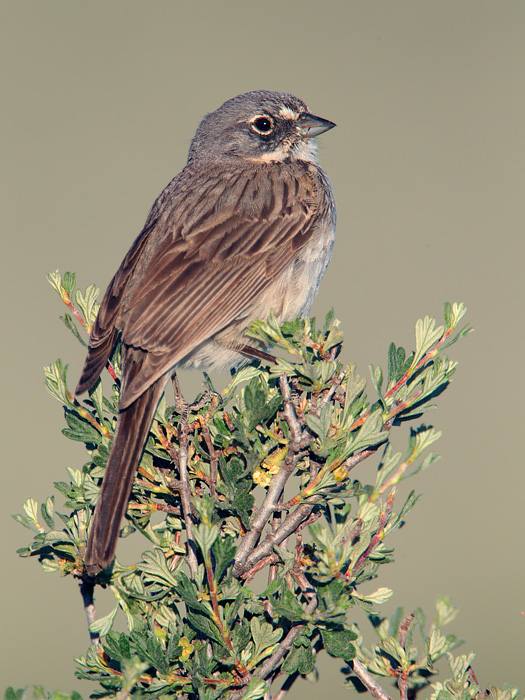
[298,112,336,138]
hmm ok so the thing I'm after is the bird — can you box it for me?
[76,90,336,575]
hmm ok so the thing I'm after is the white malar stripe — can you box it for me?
[249,139,319,164]
[292,139,319,163]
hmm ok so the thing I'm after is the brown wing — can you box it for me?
[78,160,328,408]
[75,219,159,396]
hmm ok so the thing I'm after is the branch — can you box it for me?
[315,368,347,413]
[177,429,198,578]
[278,374,303,443]
[349,488,395,579]
[169,374,199,577]
[342,446,381,473]
[351,659,394,700]
[242,443,376,574]
[233,376,308,576]
[240,503,317,574]
[249,537,320,683]
[398,613,415,700]
[199,417,218,498]
[272,675,297,700]
[258,594,318,681]
[241,553,281,582]
[271,636,324,700]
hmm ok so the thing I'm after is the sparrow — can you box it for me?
[76,90,336,575]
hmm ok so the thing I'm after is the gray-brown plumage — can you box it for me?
[76,90,336,575]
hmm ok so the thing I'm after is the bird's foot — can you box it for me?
[171,372,222,437]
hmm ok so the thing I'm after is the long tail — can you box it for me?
[84,373,168,576]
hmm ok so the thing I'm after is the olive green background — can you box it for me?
[2,1,524,695]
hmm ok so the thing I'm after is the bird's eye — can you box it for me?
[251,116,274,135]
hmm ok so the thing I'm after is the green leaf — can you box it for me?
[212,536,237,580]
[60,313,88,347]
[434,596,459,628]
[271,588,309,622]
[305,403,333,441]
[61,271,77,296]
[413,315,444,367]
[186,610,224,646]
[74,283,100,328]
[174,572,210,614]
[89,605,118,637]
[41,497,55,529]
[380,636,408,667]
[4,689,23,700]
[233,619,252,656]
[62,411,101,444]
[223,366,265,401]
[363,587,393,605]
[250,617,282,660]
[138,548,179,590]
[321,627,357,661]
[12,510,41,533]
[387,343,413,385]
[239,678,269,700]
[43,359,73,407]
[104,631,132,662]
[427,627,456,661]
[369,364,384,395]
[282,642,314,675]
[193,523,219,558]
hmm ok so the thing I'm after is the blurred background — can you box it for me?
[2,1,524,695]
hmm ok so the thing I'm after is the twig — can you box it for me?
[58,287,118,382]
[279,374,303,443]
[373,450,416,499]
[178,427,198,578]
[60,290,88,329]
[231,498,321,696]
[272,676,297,700]
[243,442,379,575]
[341,446,381,473]
[284,443,381,512]
[272,636,323,700]
[233,376,307,576]
[241,553,281,582]
[399,613,414,648]
[383,323,456,401]
[66,390,110,438]
[290,546,317,607]
[204,560,248,677]
[80,579,100,648]
[398,613,415,700]
[127,502,182,516]
[105,361,118,383]
[349,488,396,579]
[239,502,315,575]
[351,659,394,700]
[258,594,318,681]
[200,418,218,498]
[170,374,199,578]
[315,368,347,413]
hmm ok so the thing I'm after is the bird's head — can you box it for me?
[187,90,335,165]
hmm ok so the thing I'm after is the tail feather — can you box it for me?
[84,372,168,575]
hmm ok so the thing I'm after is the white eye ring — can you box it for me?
[251,115,274,135]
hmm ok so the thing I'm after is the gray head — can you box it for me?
[187,90,335,165]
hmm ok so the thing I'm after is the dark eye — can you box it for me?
[251,116,274,134]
